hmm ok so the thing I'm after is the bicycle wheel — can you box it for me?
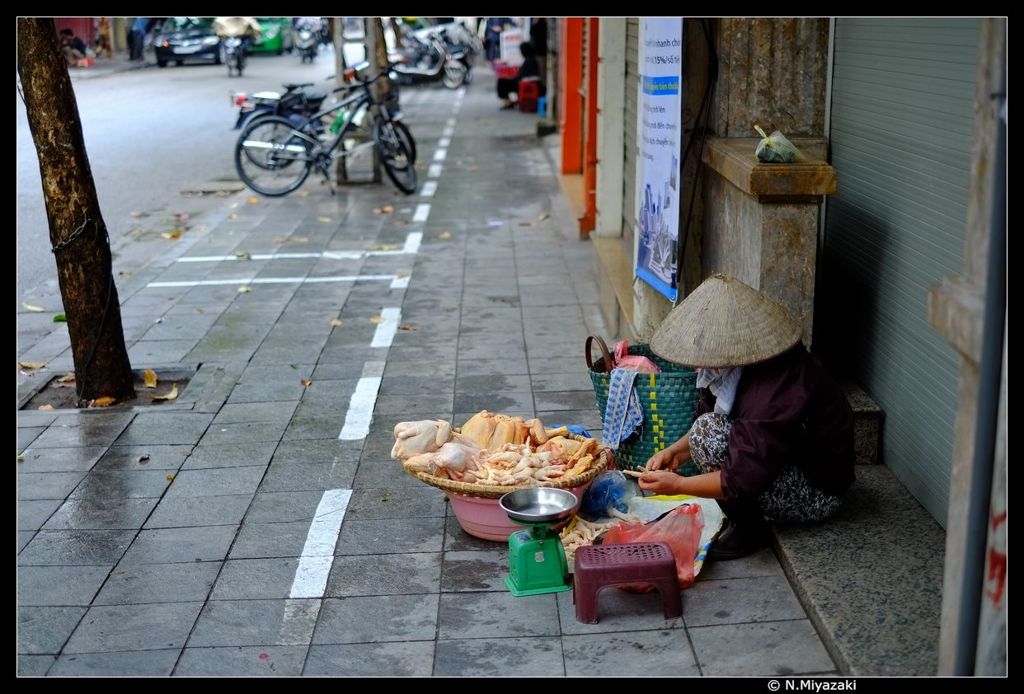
[392,120,417,165]
[235,116,313,197]
[373,119,417,195]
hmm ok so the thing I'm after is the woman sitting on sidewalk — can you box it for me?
[496,41,545,110]
[638,274,856,561]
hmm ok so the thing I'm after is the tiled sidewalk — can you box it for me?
[17,70,835,677]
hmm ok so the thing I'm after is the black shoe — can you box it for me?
[706,519,771,561]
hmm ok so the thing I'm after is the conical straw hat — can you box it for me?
[650,273,801,368]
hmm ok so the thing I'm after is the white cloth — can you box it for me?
[695,367,743,416]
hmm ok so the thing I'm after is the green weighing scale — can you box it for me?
[498,488,580,596]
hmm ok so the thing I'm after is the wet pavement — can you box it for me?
[16,68,836,677]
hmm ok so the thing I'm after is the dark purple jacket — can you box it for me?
[694,345,855,502]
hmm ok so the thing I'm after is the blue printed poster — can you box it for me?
[635,18,684,303]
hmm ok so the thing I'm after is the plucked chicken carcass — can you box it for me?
[458,411,565,451]
[402,441,482,480]
[391,420,452,461]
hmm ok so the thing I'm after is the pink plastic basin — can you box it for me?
[448,484,590,542]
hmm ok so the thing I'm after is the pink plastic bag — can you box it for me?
[614,340,661,373]
[601,503,703,590]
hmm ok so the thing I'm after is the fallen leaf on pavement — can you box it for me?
[228,213,239,220]
[37,404,54,411]
[166,474,175,482]
[518,221,535,227]
[247,196,260,204]
[92,396,117,407]
[369,315,386,324]
[53,313,67,322]
[398,324,418,332]
[238,286,252,293]
[144,368,158,389]
[119,270,133,277]
[318,216,332,223]
[301,378,313,387]
[438,231,452,239]
[57,373,75,383]
[152,384,179,402]
[234,251,252,259]
[18,362,45,370]
[330,319,342,327]
[368,244,400,251]
[161,231,183,240]
[137,454,150,464]
[396,271,409,278]
[538,213,550,221]
[22,303,44,312]
[17,454,24,463]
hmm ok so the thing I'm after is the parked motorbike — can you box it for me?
[388,37,467,89]
[223,36,246,77]
[232,81,328,130]
[296,28,318,63]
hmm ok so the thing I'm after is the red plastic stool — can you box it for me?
[518,78,541,112]
[573,542,682,624]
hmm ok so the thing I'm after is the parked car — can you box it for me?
[154,17,222,67]
[250,17,293,54]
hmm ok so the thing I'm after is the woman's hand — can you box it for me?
[638,470,683,495]
[645,446,683,473]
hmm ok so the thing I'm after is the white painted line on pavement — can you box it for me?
[446,117,456,127]
[288,488,352,598]
[277,598,321,644]
[420,181,438,197]
[457,87,466,99]
[390,275,410,289]
[442,126,455,137]
[432,148,448,162]
[413,204,431,222]
[438,137,451,148]
[339,362,385,440]
[371,307,401,348]
[402,232,423,254]
[428,163,443,178]
[177,232,425,263]
[147,275,397,288]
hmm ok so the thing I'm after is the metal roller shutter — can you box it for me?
[623,18,640,241]
[821,18,980,524]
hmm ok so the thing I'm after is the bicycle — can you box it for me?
[234,64,417,196]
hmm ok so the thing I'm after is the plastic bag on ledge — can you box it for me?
[754,124,806,163]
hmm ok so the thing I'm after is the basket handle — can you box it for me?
[585,335,614,374]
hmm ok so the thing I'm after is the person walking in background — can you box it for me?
[484,17,510,62]
[129,17,149,61]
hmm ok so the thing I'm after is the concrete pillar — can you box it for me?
[700,137,834,346]
[932,18,1006,676]
[595,19,625,238]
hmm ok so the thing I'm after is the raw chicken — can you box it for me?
[391,420,452,461]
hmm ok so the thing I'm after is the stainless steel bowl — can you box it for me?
[499,488,580,525]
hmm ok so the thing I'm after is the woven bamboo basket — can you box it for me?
[404,434,614,499]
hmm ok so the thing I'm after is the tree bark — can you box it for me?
[18,18,135,403]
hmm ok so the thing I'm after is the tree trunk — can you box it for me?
[18,18,135,403]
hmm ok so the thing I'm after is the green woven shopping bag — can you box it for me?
[586,335,700,474]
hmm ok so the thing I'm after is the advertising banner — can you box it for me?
[634,18,684,303]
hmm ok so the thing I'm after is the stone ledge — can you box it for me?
[703,137,835,201]
[772,465,945,675]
